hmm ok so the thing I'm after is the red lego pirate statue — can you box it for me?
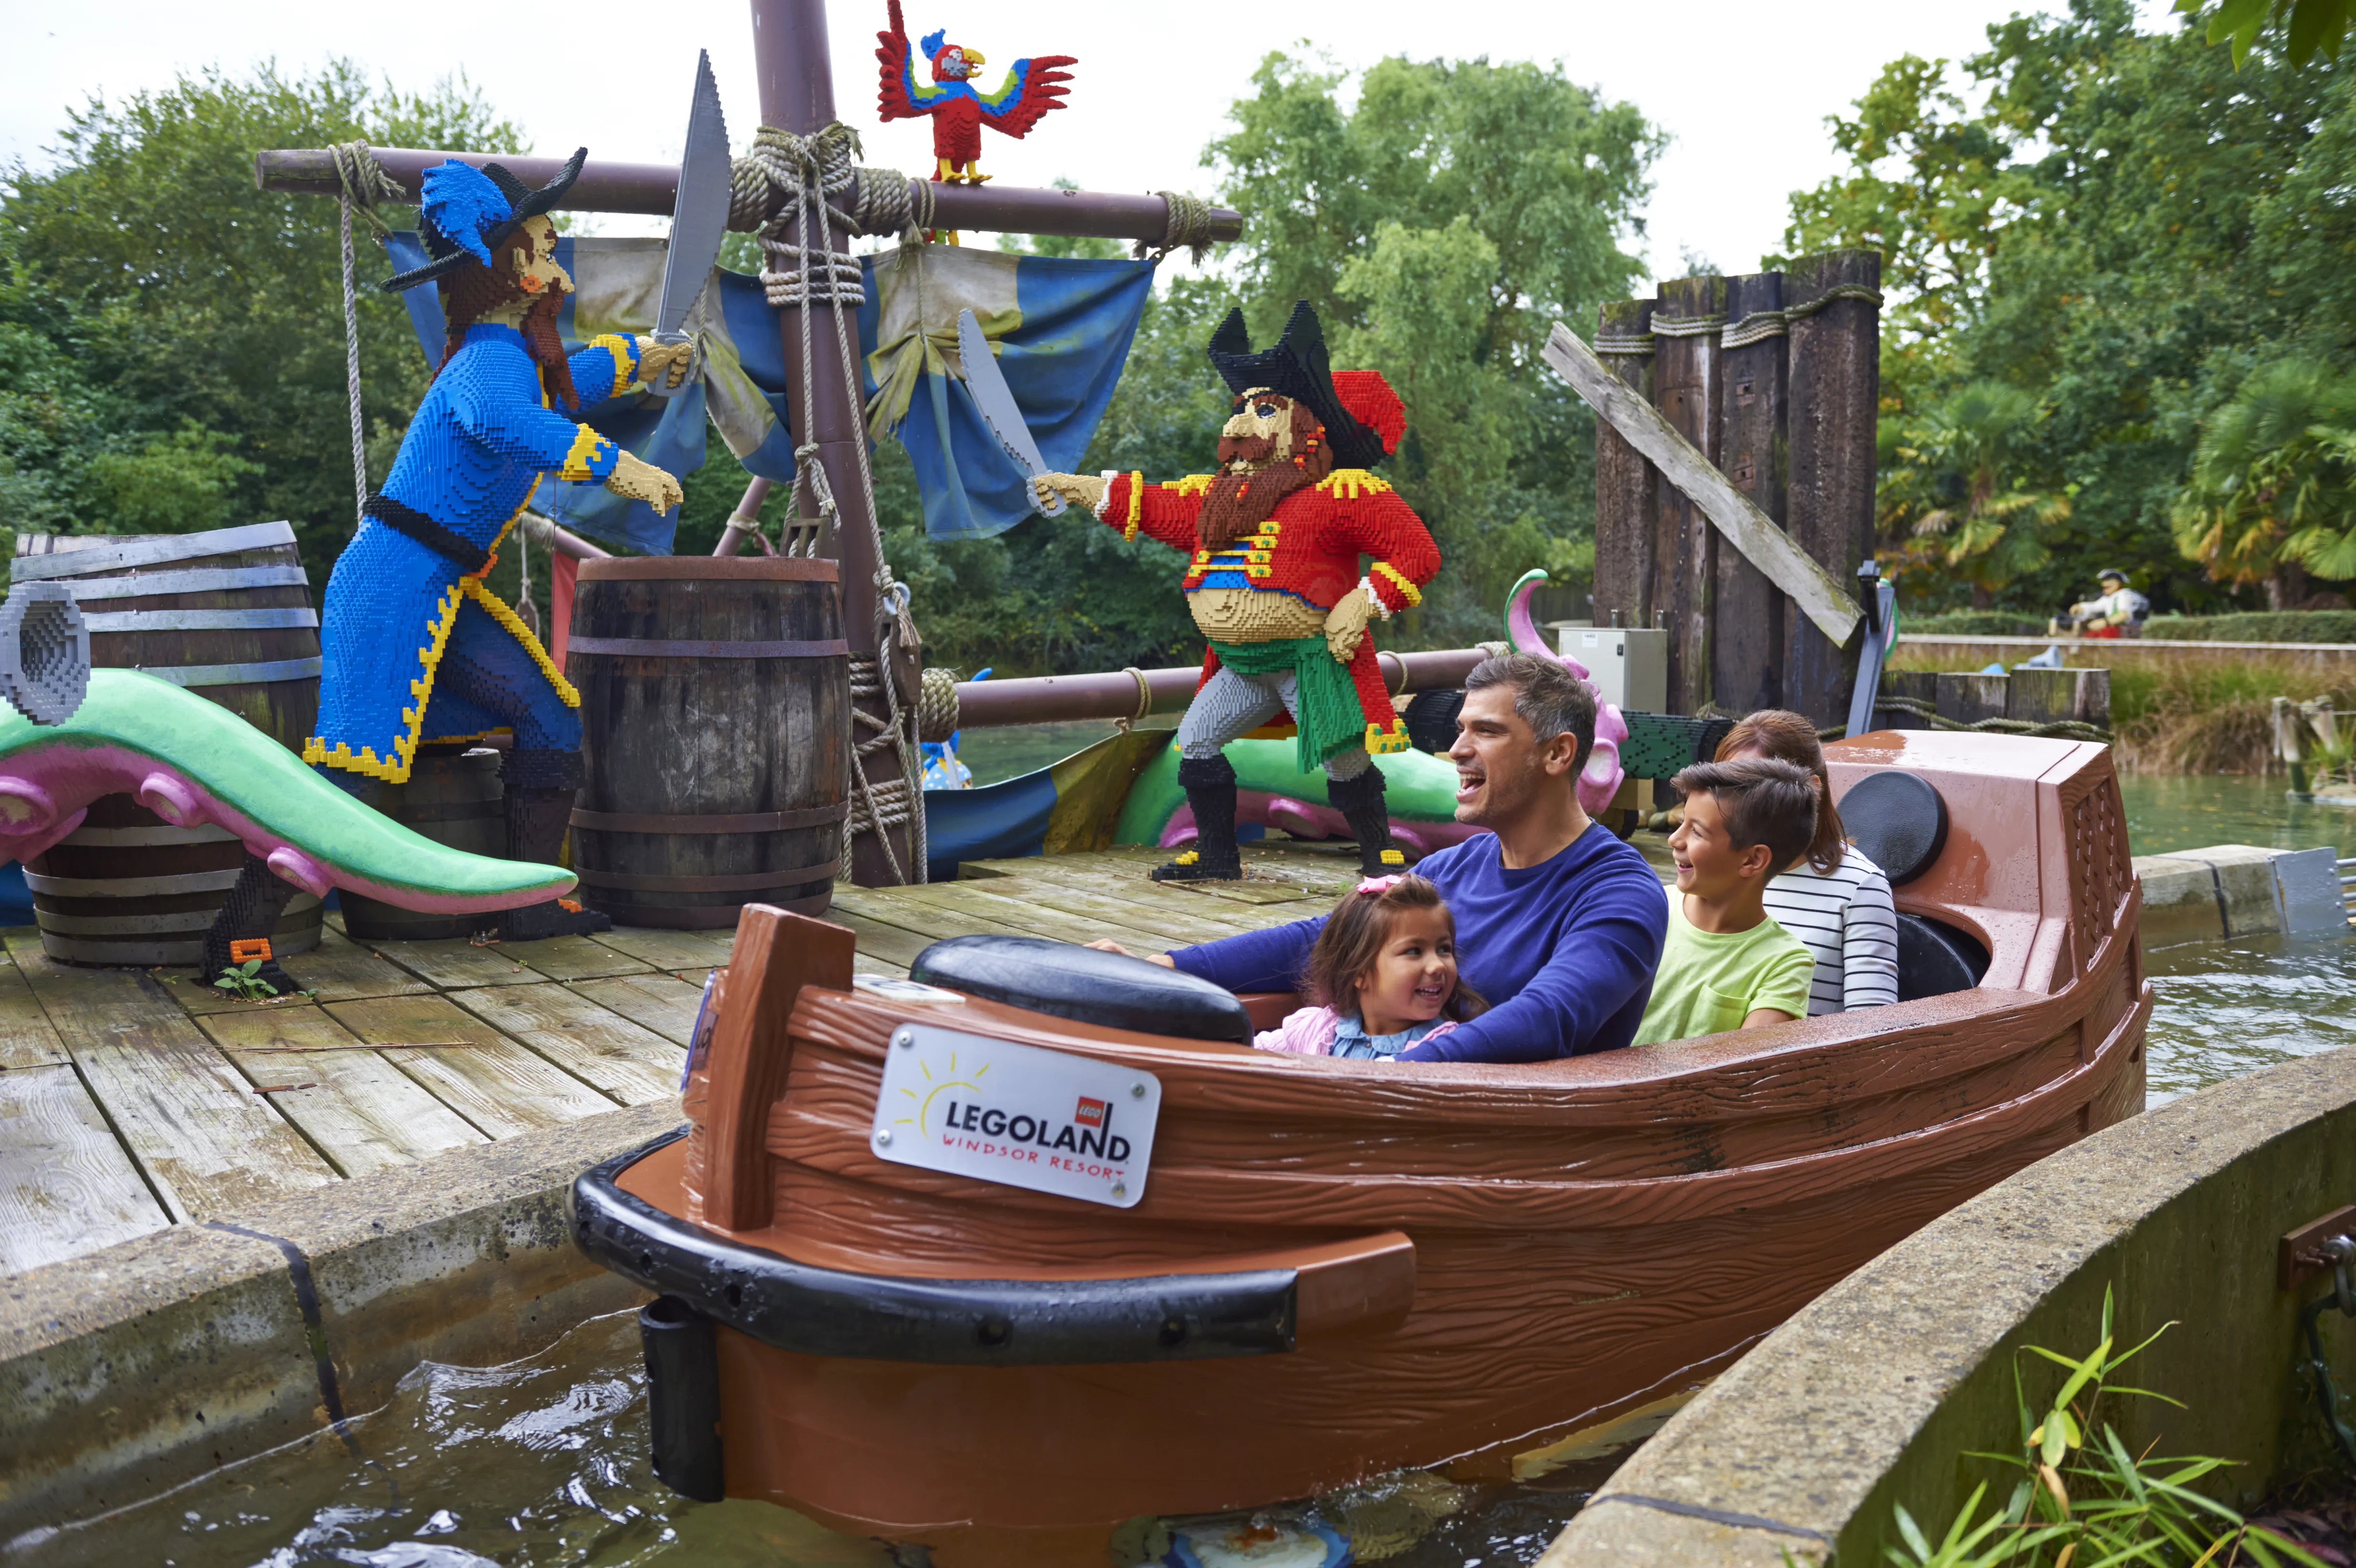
[1036,302,1440,883]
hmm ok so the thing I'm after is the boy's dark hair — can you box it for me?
[1671,757,1819,875]
[1716,709,1846,874]
[1463,653,1598,773]
[1302,873,1487,1023]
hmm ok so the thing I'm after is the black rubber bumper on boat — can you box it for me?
[570,1130,1301,1365]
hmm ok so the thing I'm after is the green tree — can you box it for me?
[1889,381,2072,607]
[0,61,523,577]
[2172,359,2356,603]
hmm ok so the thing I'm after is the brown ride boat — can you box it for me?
[572,727,2149,1553]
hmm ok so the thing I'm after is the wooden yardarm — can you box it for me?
[1591,249,1881,724]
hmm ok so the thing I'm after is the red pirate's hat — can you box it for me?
[1207,301,1405,470]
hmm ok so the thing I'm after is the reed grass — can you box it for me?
[1884,651,2350,774]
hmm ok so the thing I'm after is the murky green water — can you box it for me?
[17,773,2351,1566]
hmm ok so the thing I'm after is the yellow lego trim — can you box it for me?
[590,333,639,399]
[1124,472,1144,541]
[1366,719,1413,755]
[1318,469,1392,500]
[1378,848,1407,865]
[1373,562,1424,607]
[559,425,610,482]
[1170,474,1216,498]
[460,577,580,708]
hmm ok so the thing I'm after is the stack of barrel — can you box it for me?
[567,558,850,928]
[11,522,325,966]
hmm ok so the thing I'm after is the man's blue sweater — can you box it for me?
[1171,826,1669,1063]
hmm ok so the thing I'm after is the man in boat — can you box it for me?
[1096,653,1670,1062]
[207,154,690,986]
[1034,301,1440,882]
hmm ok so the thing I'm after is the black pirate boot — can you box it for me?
[199,853,302,994]
[495,748,612,941]
[1153,754,1244,882]
[1328,766,1407,875]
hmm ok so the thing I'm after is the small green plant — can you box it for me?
[211,959,280,1002]
[1880,1288,2327,1568]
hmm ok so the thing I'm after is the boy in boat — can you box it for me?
[1093,653,1668,1061]
[1631,759,1820,1045]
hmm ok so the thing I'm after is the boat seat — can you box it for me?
[1895,913,1989,1002]
[1841,771,1949,886]
[910,934,1256,1046]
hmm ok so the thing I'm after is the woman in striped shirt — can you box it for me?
[1715,711,1900,1013]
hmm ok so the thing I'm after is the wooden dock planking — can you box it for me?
[565,973,709,1048]
[196,1005,487,1178]
[823,910,933,969]
[509,934,656,983]
[272,927,435,1006]
[0,1064,171,1272]
[934,874,1264,947]
[324,991,617,1139]
[444,984,685,1106]
[3,934,337,1220]
[0,954,70,1071]
[836,882,1193,956]
[590,927,737,974]
[365,936,544,991]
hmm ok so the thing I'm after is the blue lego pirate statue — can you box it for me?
[287,152,692,949]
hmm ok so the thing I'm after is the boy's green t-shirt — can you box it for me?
[1632,897,1817,1046]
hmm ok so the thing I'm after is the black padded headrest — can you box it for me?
[1895,914,1989,1002]
[1841,771,1949,886]
[910,935,1254,1046]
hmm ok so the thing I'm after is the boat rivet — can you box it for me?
[894,1030,914,1049]
[1129,1082,1146,1098]
[874,1128,893,1146]
[1111,1182,1127,1198]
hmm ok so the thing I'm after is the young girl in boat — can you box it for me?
[1255,873,1487,1058]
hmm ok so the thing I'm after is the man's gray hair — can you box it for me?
[1464,653,1597,771]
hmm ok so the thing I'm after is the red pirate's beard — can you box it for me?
[436,261,582,413]
[1199,401,1332,548]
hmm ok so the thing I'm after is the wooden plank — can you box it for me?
[837,882,1189,956]
[1782,248,1882,725]
[1649,275,1726,715]
[566,972,709,1048]
[366,936,542,991]
[3,933,336,1220]
[1936,672,2010,726]
[0,950,70,1070]
[445,984,684,1106]
[2007,666,2111,730]
[196,1005,487,1178]
[1713,270,1789,714]
[323,992,615,1139]
[0,1063,172,1272]
[853,952,910,979]
[1591,297,1658,633]
[509,933,655,983]
[1543,321,1861,648]
[914,875,1256,948]
[590,926,739,973]
[824,908,937,969]
[175,925,429,1013]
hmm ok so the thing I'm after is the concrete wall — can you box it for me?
[2134,843,2347,947]
[0,1101,675,1541]
[1537,1046,2356,1566]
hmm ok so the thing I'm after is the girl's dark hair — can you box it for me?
[1716,709,1847,874]
[1301,874,1486,1022]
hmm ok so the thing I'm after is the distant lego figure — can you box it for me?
[300,152,688,946]
[875,0,1075,187]
[2051,568,2149,639]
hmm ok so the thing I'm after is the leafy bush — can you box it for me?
[2143,612,2356,645]
[1903,612,2048,636]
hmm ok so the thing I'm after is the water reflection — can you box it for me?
[2145,933,2356,1104]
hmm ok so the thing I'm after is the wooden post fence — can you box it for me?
[1590,249,1881,724]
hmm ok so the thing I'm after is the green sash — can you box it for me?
[1208,635,1365,773]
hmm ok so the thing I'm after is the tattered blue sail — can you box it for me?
[385,235,1155,551]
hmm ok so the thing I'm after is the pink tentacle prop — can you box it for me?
[1505,571,1627,813]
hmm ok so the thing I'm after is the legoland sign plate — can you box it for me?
[870,1022,1161,1209]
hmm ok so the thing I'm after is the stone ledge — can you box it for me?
[1535,1045,2356,1566]
[2132,842,2347,947]
[0,1099,677,1541]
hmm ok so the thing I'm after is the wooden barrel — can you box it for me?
[568,558,849,928]
[339,748,506,941]
[11,522,325,965]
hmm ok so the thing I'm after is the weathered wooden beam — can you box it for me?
[1714,271,1789,713]
[1783,249,1882,725]
[253,146,1242,245]
[1591,298,1657,633]
[1650,276,1725,716]
[1543,322,1862,648]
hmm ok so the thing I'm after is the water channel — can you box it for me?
[15,772,2349,1568]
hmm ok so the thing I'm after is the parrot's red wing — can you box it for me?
[975,54,1077,138]
[876,0,949,122]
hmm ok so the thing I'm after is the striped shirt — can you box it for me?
[1761,846,1900,1015]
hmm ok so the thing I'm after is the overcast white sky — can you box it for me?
[4,0,2171,286]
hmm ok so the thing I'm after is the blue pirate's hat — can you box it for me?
[380,148,588,294]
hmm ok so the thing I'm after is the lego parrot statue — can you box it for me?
[875,0,1076,186]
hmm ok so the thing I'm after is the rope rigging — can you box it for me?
[329,142,406,533]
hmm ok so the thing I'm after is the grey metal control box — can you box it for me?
[1556,623,1667,714]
